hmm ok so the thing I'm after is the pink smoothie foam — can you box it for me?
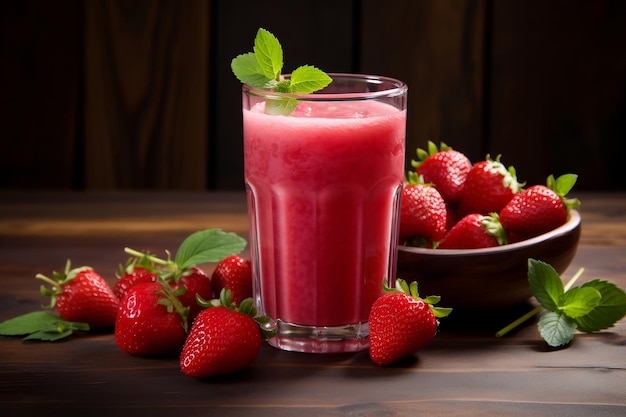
[244,100,406,327]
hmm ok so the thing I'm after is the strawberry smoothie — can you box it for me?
[243,75,407,352]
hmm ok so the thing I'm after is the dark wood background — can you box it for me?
[1,0,625,191]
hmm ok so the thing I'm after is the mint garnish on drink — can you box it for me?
[497,258,626,347]
[231,28,332,115]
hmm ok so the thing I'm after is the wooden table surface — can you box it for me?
[1,191,624,417]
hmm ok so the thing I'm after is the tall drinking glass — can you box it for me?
[242,74,407,353]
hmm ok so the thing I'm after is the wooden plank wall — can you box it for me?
[1,0,624,191]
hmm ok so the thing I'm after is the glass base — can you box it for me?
[265,320,370,353]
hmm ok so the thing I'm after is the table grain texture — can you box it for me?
[0,191,624,417]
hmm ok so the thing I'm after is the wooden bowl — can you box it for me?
[396,210,581,312]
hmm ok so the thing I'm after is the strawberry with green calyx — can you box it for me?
[499,174,580,242]
[411,141,472,204]
[115,278,190,356]
[180,289,276,378]
[114,254,158,300]
[124,229,247,321]
[459,154,523,217]
[438,212,508,249]
[399,171,448,244]
[36,260,119,329]
[211,255,253,305]
[369,279,451,366]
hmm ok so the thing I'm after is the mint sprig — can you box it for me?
[497,259,626,347]
[0,311,89,341]
[231,28,332,115]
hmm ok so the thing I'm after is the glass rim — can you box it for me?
[243,73,408,101]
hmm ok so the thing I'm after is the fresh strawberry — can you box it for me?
[438,213,507,249]
[211,255,252,305]
[369,279,451,366]
[399,172,447,244]
[36,261,119,329]
[172,266,212,322]
[114,256,158,300]
[500,174,580,242]
[445,203,460,232]
[115,280,188,356]
[124,229,247,323]
[411,141,471,204]
[180,290,274,378]
[458,155,522,216]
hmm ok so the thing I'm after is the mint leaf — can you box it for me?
[231,27,332,115]
[575,279,626,332]
[231,52,271,89]
[289,65,333,94]
[538,311,576,347]
[265,97,298,116]
[0,311,89,341]
[559,286,601,318]
[528,259,564,312]
[175,229,247,269]
[253,28,283,80]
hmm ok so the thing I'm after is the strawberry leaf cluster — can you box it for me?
[528,259,626,347]
[231,28,332,115]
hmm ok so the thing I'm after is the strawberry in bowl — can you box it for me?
[397,142,581,311]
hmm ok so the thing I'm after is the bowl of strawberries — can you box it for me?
[396,142,582,312]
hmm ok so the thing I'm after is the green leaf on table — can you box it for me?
[574,279,626,333]
[558,286,601,318]
[528,259,564,312]
[175,229,247,269]
[0,311,89,341]
[538,311,577,347]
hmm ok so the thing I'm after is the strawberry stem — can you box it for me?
[495,267,585,337]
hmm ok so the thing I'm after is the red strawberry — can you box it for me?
[399,173,447,243]
[180,291,273,378]
[114,256,158,300]
[411,141,471,204]
[500,174,580,242]
[369,279,451,366]
[438,213,507,249]
[115,281,188,356]
[459,155,522,216]
[172,266,212,322]
[36,261,119,329]
[211,255,252,305]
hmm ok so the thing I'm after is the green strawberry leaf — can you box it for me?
[175,229,247,269]
[558,286,601,318]
[575,279,626,332]
[528,259,564,312]
[547,173,580,210]
[538,311,577,347]
[0,311,89,341]
[548,173,577,196]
